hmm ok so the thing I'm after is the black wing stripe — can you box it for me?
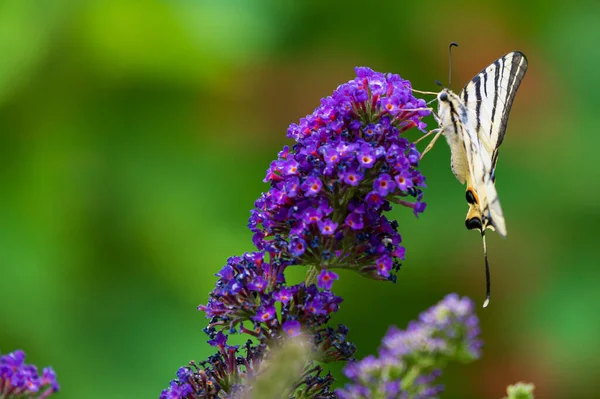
[496,52,528,147]
[483,71,488,97]
[490,59,501,136]
[497,58,506,126]
[474,76,482,134]
[463,87,469,118]
[490,150,499,181]
[448,100,460,137]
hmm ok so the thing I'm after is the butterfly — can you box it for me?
[415,47,528,307]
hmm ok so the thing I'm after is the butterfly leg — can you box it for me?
[419,128,443,159]
[410,88,439,96]
[431,108,440,122]
[413,128,438,145]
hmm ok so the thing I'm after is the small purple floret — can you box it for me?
[317,269,339,290]
[282,320,302,337]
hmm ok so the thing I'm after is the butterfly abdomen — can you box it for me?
[438,89,470,185]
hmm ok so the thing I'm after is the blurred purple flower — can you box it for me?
[159,339,263,399]
[160,332,339,399]
[282,320,302,337]
[336,294,482,399]
[0,350,59,399]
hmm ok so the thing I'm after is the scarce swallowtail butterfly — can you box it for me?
[415,44,528,307]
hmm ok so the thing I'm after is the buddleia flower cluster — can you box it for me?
[336,294,482,399]
[249,67,429,281]
[0,350,59,399]
[163,255,351,397]
[161,67,437,398]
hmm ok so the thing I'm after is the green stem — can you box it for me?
[401,365,421,391]
[305,266,320,286]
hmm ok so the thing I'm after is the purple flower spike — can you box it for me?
[160,341,266,399]
[337,294,481,399]
[318,269,339,290]
[198,251,353,365]
[248,66,429,283]
[165,66,438,399]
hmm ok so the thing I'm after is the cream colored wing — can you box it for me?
[459,105,507,237]
[437,89,469,185]
[460,51,528,180]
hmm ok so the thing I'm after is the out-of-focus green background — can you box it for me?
[0,1,597,398]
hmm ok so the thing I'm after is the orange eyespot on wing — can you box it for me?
[466,187,479,205]
[465,205,483,232]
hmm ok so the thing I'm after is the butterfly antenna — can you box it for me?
[482,231,491,308]
[448,42,459,88]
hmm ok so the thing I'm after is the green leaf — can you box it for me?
[247,336,312,399]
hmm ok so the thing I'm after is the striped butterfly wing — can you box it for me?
[461,115,506,236]
[449,93,503,236]
[459,51,528,237]
[460,51,528,176]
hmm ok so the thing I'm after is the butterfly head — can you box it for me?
[437,88,461,106]
[438,89,449,103]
